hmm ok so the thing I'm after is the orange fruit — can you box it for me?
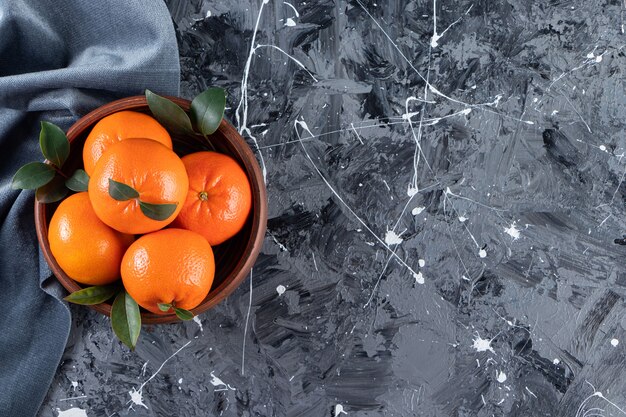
[88,138,189,234]
[82,111,172,176]
[121,228,215,314]
[48,192,134,285]
[172,151,252,245]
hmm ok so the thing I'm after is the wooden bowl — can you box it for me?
[34,96,267,324]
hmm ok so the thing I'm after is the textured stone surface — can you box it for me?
[41,1,626,416]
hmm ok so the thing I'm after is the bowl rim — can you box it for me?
[34,95,267,324]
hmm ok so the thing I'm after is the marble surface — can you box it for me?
[41,0,626,416]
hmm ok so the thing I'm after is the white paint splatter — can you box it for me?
[242,270,253,376]
[233,0,316,183]
[193,316,203,332]
[553,358,560,365]
[525,386,538,398]
[128,388,148,409]
[504,223,520,240]
[414,272,424,285]
[611,338,619,347]
[472,335,495,353]
[490,94,503,107]
[178,378,183,384]
[384,230,403,245]
[350,123,364,144]
[270,233,288,251]
[401,108,420,121]
[479,249,487,258]
[71,381,78,390]
[128,341,191,410]
[430,0,472,48]
[58,396,87,402]
[418,259,425,267]
[404,96,431,196]
[234,0,269,183]
[573,382,626,417]
[210,373,226,387]
[294,119,420,278]
[334,404,348,416]
[458,216,467,222]
[356,0,534,126]
[496,371,507,383]
[412,206,425,215]
[599,145,607,152]
[205,10,211,18]
[285,18,296,26]
[284,1,300,17]
[276,285,286,295]
[430,0,441,47]
[254,44,318,81]
[57,408,88,417]
[210,371,236,391]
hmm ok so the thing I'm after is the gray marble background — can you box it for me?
[42,0,626,416]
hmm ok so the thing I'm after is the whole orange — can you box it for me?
[82,111,172,176]
[88,138,189,234]
[172,151,252,245]
[48,192,134,285]
[121,228,215,314]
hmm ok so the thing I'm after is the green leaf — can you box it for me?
[64,283,120,305]
[11,162,55,190]
[66,169,90,192]
[111,291,141,350]
[174,307,194,321]
[139,200,177,221]
[190,87,226,136]
[157,302,172,312]
[36,174,68,203]
[108,178,139,201]
[145,89,195,136]
[39,121,70,167]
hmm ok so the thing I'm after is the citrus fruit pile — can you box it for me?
[48,109,252,318]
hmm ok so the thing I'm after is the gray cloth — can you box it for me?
[0,0,180,414]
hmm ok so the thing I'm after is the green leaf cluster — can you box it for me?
[12,122,89,202]
[64,285,140,350]
[108,179,177,221]
[146,88,226,138]
[66,286,195,350]
[157,302,194,321]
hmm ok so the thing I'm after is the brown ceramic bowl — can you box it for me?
[34,96,267,324]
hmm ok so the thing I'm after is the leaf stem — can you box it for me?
[50,164,68,179]
[157,302,173,312]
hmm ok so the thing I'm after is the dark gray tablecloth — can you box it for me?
[0,1,179,414]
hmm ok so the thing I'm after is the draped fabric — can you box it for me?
[0,1,179,414]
